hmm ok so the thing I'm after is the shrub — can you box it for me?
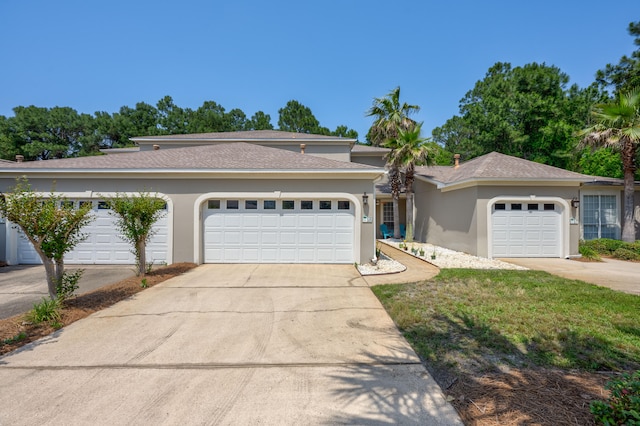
[590,371,640,425]
[26,298,62,324]
[613,247,640,261]
[583,238,625,255]
[56,269,84,302]
[579,244,602,261]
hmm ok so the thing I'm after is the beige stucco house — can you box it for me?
[1,130,638,266]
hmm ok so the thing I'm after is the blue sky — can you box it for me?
[1,1,638,141]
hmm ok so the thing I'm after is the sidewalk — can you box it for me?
[364,244,440,286]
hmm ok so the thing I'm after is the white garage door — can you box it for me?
[203,198,354,263]
[17,200,169,265]
[492,202,561,257]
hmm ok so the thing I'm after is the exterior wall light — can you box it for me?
[362,192,369,205]
[571,197,580,208]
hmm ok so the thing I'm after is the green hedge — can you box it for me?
[580,239,640,260]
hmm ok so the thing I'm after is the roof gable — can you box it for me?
[416,152,590,186]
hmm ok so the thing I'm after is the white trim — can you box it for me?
[5,192,174,265]
[193,192,362,264]
[486,196,570,259]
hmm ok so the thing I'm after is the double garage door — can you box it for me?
[492,201,561,257]
[17,200,169,265]
[203,198,355,263]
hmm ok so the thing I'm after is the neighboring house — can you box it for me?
[1,130,638,265]
[0,131,383,266]
[374,152,640,258]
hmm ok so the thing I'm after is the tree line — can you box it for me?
[430,21,640,178]
[0,98,358,161]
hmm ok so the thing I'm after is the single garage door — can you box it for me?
[492,201,560,257]
[17,200,169,265]
[203,198,354,263]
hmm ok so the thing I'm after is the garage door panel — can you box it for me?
[279,248,298,262]
[298,232,315,245]
[334,232,352,245]
[316,232,334,244]
[280,232,297,244]
[203,198,354,263]
[316,215,334,228]
[16,201,169,265]
[261,215,279,228]
[492,202,560,258]
[243,231,259,244]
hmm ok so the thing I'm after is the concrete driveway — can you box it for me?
[0,265,136,319]
[502,258,640,296]
[0,264,461,425]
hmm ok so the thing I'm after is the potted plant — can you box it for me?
[419,248,425,257]
[431,249,437,260]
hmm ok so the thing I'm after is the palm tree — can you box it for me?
[580,89,640,242]
[366,87,420,239]
[385,123,433,241]
[366,87,420,147]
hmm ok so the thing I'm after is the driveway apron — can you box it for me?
[0,264,461,425]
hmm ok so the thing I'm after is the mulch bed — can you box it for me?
[447,369,611,425]
[0,263,197,355]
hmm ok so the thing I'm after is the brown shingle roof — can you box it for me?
[132,130,355,142]
[0,143,380,171]
[350,144,390,154]
[415,152,590,185]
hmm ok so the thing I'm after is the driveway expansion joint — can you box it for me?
[1,361,424,370]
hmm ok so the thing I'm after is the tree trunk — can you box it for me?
[137,239,147,276]
[393,193,400,239]
[405,168,415,242]
[406,192,414,242]
[621,140,636,242]
[41,259,57,300]
[389,167,402,239]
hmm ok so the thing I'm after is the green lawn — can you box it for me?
[372,269,640,374]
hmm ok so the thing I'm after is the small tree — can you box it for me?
[0,178,93,299]
[579,88,640,243]
[106,192,167,276]
[384,123,434,241]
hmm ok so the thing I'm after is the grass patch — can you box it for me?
[372,269,640,374]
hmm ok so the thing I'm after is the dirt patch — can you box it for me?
[0,263,197,356]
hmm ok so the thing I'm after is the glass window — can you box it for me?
[338,200,350,210]
[583,194,619,240]
[79,201,93,209]
[383,202,394,230]
[263,200,276,209]
[208,200,220,209]
[60,200,74,209]
[98,201,109,210]
[245,200,258,209]
[301,200,313,210]
[511,203,522,210]
[527,203,539,210]
[543,204,555,211]
[494,203,506,210]
[319,200,331,210]
[227,200,239,209]
[282,200,294,210]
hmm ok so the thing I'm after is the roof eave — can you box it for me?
[416,175,589,192]
[0,168,384,179]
